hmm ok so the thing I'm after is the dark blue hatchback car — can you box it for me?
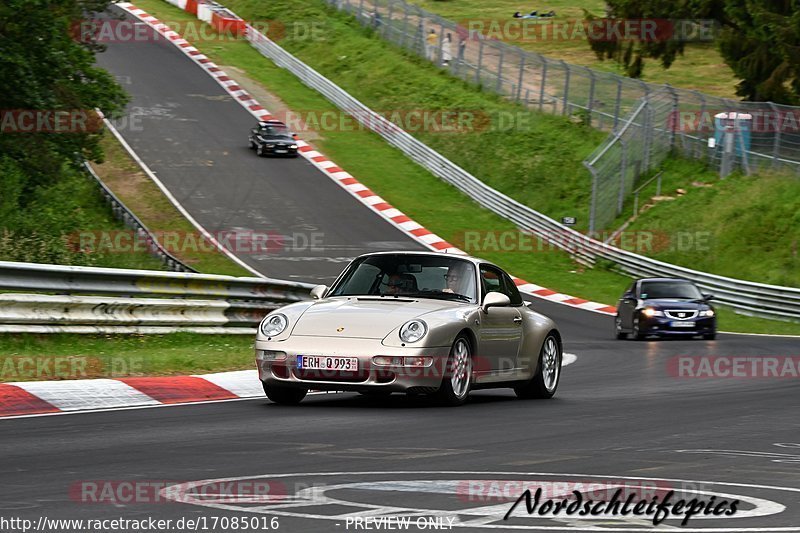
[615,278,716,340]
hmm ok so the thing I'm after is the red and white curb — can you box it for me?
[116,2,616,316]
[0,355,577,419]
[0,370,263,419]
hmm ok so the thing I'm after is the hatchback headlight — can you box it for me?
[260,314,288,337]
[700,309,715,317]
[642,307,663,317]
[399,320,427,343]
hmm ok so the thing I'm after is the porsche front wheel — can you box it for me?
[434,334,473,406]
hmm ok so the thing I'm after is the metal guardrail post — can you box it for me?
[515,51,525,102]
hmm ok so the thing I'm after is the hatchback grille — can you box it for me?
[665,310,699,320]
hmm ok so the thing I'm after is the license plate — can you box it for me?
[671,321,695,327]
[297,355,358,371]
[275,149,287,153]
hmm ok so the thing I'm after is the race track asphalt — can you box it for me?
[2,6,797,532]
[95,9,424,284]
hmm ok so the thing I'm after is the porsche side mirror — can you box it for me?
[703,293,714,301]
[482,291,510,313]
[310,285,328,299]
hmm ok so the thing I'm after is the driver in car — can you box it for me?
[442,264,469,295]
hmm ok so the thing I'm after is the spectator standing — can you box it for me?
[425,29,437,61]
[442,33,453,66]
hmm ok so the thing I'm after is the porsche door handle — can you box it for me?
[512,316,523,324]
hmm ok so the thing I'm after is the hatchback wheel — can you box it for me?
[615,316,627,340]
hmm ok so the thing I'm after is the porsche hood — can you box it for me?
[290,297,456,339]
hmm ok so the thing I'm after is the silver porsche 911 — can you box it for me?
[255,251,563,406]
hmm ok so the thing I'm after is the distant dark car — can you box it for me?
[615,278,716,340]
[249,121,298,157]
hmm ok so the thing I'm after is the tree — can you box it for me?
[0,0,128,189]
[717,1,800,104]
[585,0,800,104]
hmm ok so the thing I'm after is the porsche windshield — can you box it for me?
[640,281,703,300]
[329,254,478,303]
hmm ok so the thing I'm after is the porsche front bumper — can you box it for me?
[255,336,451,393]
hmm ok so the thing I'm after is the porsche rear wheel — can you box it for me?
[263,382,307,405]
[434,334,472,406]
[515,333,561,399]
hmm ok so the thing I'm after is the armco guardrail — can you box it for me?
[84,162,197,273]
[243,24,800,322]
[0,261,314,333]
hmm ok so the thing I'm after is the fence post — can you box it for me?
[385,1,394,40]
[561,60,570,115]
[358,0,364,21]
[770,102,781,169]
[694,91,707,159]
[665,83,678,150]
[586,163,598,233]
[475,38,485,86]
[515,51,525,102]
[539,59,548,113]
[400,4,409,49]
[612,79,622,132]
[436,18,445,66]
[586,67,596,127]
[618,138,627,214]
[496,45,505,94]
[642,103,652,171]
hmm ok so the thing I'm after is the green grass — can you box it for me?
[0,159,167,271]
[127,0,799,335]
[626,167,800,287]
[0,333,254,382]
[407,0,740,98]
[91,134,251,276]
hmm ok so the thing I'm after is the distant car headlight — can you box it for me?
[265,143,275,148]
[260,314,288,337]
[641,307,663,318]
[399,320,427,343]
[290,144,298,149]
[700,309,715,317]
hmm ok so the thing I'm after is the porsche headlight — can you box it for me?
[260,314,288,337]
[399,320,427,343]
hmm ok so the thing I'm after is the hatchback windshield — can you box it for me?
[640,281,703,300]
[259,125,291,137]
[329,254,478,303]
